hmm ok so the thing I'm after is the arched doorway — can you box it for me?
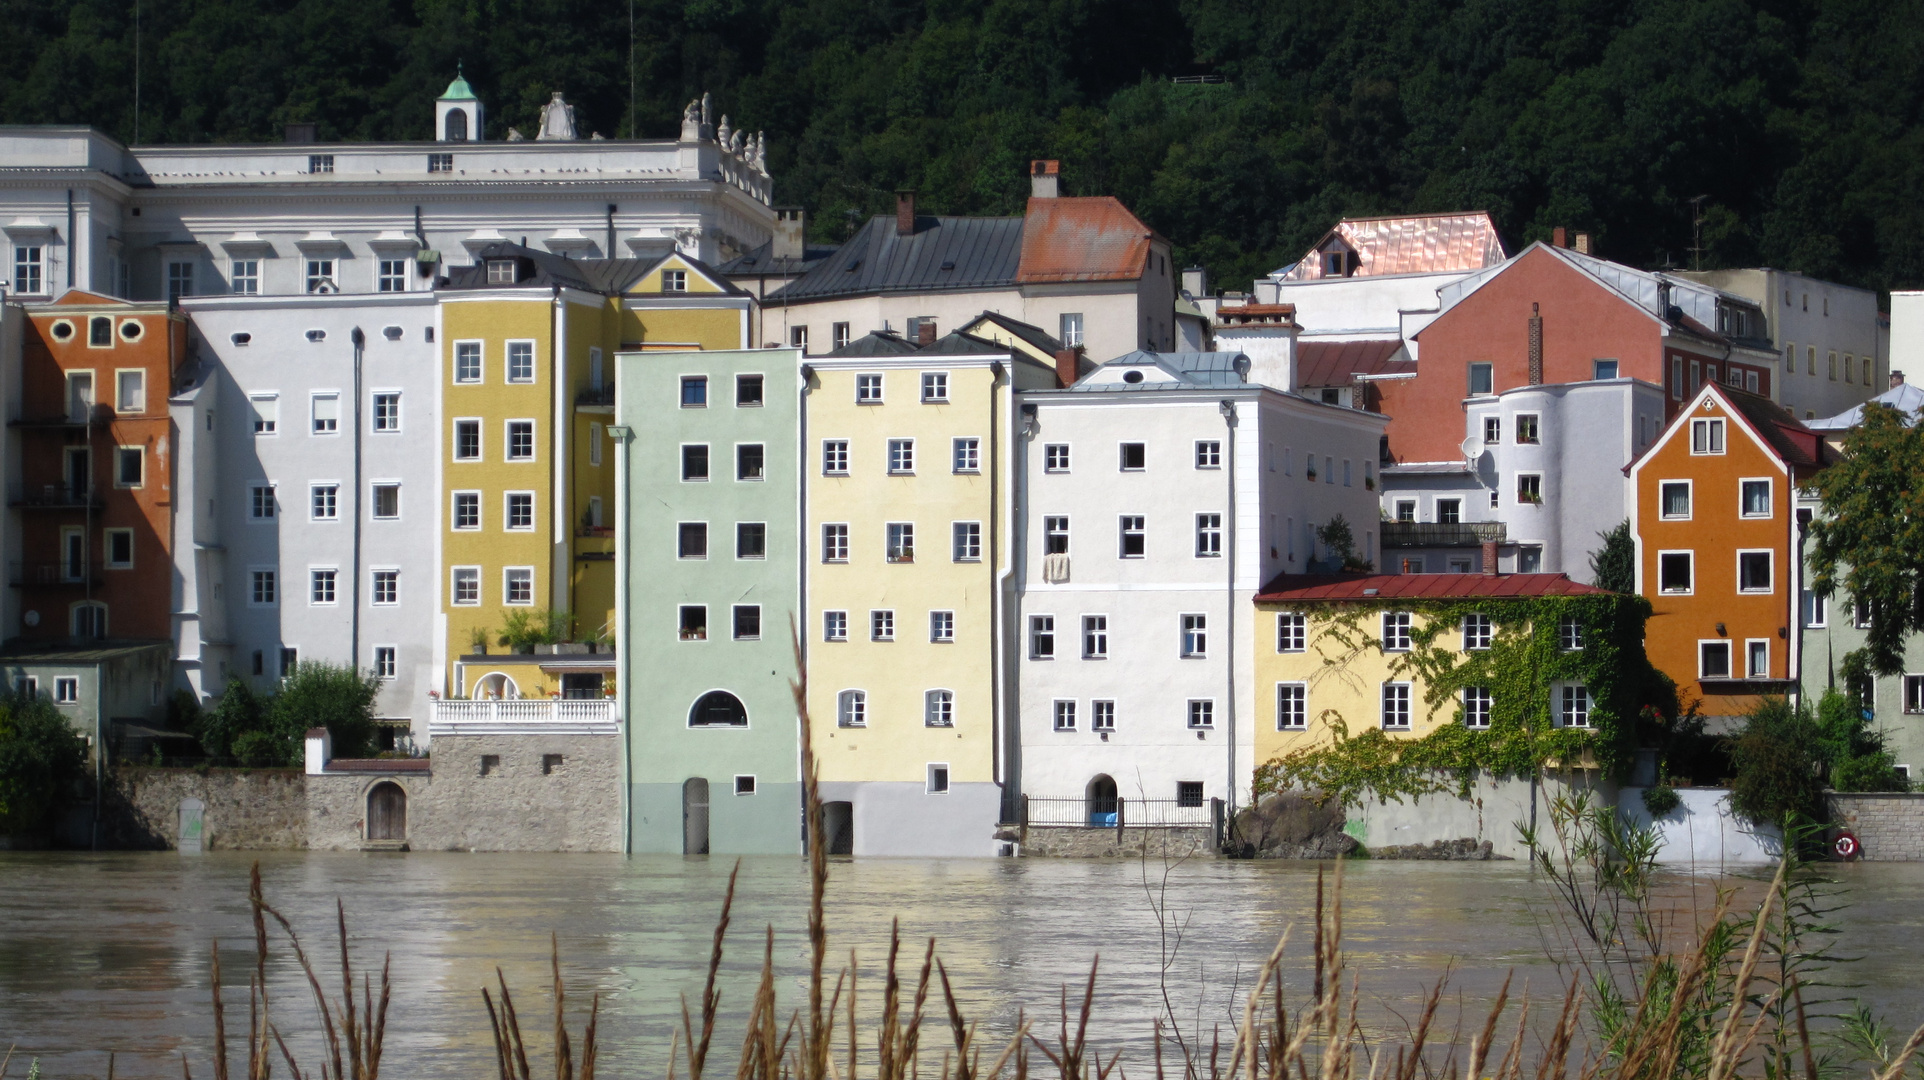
[367,782,407,841]
[1086,775,1118,826]
[688,691,748,727]
[445,109,468,141]
[819,801,854,855]
[683,777,710,854]
[474,672,519,700]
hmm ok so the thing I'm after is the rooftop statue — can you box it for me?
[536,91,577,141]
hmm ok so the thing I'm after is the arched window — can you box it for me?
[837,690,866,728]
[445,109,468,141]
[924,689,953,728]
[689,690,748,727]
[72,602,107,640]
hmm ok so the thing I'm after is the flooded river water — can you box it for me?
[2,852,1921,1078]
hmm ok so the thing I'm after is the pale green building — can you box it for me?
[614,347,804,853]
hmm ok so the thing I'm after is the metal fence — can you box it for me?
[1021,795,1215,829]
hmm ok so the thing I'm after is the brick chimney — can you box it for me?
[916,320,938,347]
[1893,369,1906,389]
[1481,541,1498,576]
[1054,347,1080,388]
[1030,159,1060,199]
[1528,302,1543,386]
[1552,226,1567,248]
[772,207,805,261]
[896,190,916,236]
[1574,232,1592,255]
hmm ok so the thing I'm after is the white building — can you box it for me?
[1677,268,1886,420]
[1378,378,1668,581]
[0,81,772,304]
[763,163,1176,362]
[1013,351,1386,820]
[173,293,442,746]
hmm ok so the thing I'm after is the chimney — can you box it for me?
[1481,541,1498,576]
[1528,302,1543,386]
[303,727,333,775]
[916,320,938,347]
[1552,226,1567,249]
[1030,159,1060,199]
[772,207,805,261]
[284,121,317,144]
[1180,265,1208,298]
[895,190,916,236]
[1574,232,1592,255]
[1892,369,1906,389]
[1054,347,1080,389]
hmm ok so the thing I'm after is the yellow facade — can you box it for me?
[806,359,1007,785]
[1252,605,1472,766]
[437,252,750,696]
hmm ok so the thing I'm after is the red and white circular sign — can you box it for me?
[1833,831,1860,861]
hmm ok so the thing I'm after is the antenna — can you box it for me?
[1688,195,1708,271]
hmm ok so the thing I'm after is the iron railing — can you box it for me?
[10,561,106,587]
[1380,521,1507,548]
[575,385,616,406]
[8,483,100,509]
[1021,795,1214,829]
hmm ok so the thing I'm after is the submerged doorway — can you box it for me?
[820,801,853,855]
[367,782,407,841]
[683,777,710,854]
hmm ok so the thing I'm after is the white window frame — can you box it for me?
[503,567,535,606]
[1181,613,1207,658]
[505,339,536,384]
[370,481,401,521]
[503,491,537,531]
[1276,683,1307,731]
[1082,614,1108,659]
[450,566,482,606]
[1277,612,1306,652]
[373,646,398,679]
[1738,477,1773,519]
[1043,444,1071,473]
[114,369,146,414]
[1195,440,1221,468]
[1659,480,1693,520]
[1119,514,1146,558]
[1029,615,1055,659]
[952,521,982,562]
[870,609,895,642]
[310,392,341,435]
[855,373,885,404]
[1557,684,1592,728]
[1690,417,1726,455]
[837,690,866,728]
[309,567,340,606]
[309,483,340,522]
[1658,550,1695,595]
[371,391,402,433]
[822,439,850,475]
[370,568,400,606]
[925,689,955,728]
[1380,682,1412,730]
[1053,699,1077,731]
[1698,639,1733,680]
[929,610,955,643]
[921,371,950,403]
[926,763,950,794]
[1462,613,1492,650]
[823,610,849,642]
[114,445,144,489]
[952,437,980,474]
[505,419,537,462]
[885,522,915,562]
[54,676,80,705]
[451,490,482,531]
[1195,513,1223,558]
[1091,700,1115,732]
[1736,549,1774,594]
[377,259,407,293]
[822,523,850,562]
[453,340,483,384]
[1187,699,1215,730]
[1381,612,1413,652]
[1745,638,1771,679]
[1461,686,1492,729]
[887,437,917,475]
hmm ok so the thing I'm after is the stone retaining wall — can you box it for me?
[105,767,308,850]
[1828,792,1924,861]
[1018,826,1216,859]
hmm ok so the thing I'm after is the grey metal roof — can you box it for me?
[825,330,918,357]
[1808,381,1924,430]
[716,238,839,277]
[1064,350,1253,392]
[444,242,748,297]
[965,311,1063,355]
[920,330,1007,356]
[769,215,1024,302]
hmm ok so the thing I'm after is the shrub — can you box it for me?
[1728,698,1823,825]
[1641,783,1681,818]
[271,662,382,760]
[0,694,89,834]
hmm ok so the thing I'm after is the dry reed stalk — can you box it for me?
[498,969,535,1080]
[793,619,832,1080]
[0,1043,13,1080]
[937,960,977,1080]
[685,861,742,1080]
[879,922,905,1080]
[1228,931,1290,1080]
[582,992,601,1080]
[668,1025,683,1080]
[1872,1020,1924,1080]
[552,934,575,1080]
[1491,994,1529,1080]
[211,941,230,1080]
[1466,971,1511,1080]
[848,950,861,1080]
[1391,974,1445,1080]
[485,986,514,1080]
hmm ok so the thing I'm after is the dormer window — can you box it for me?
[486,259,517,285]
[662,269,688,292]
[1319,239,1357,277]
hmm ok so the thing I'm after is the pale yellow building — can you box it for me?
[805,331,1058,855]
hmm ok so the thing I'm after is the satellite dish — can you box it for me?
[1460,435,1482,465]
[23,610,39,627]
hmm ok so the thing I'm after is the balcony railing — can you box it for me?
[1381,521,1507,548]
[575,385,616,407]
[11,561,106,587]
[8,484,102,509]
[428,697,619,737]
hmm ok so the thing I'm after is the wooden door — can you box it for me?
[367,782,407,841]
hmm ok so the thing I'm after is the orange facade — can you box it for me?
[16,293,183,642]
[1379,246,1763,463]
[1631,384,1820,720]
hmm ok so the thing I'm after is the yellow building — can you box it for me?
[437,243,750,699]
[805,331,1058,855]
[1250,572,1621,773]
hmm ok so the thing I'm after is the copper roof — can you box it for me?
[1255,572,1612,602]
[1295,338,1413,387]
[1278,213,1506,281]
[1016,197,1154,283]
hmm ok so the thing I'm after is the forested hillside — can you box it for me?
[5,0,1921,296]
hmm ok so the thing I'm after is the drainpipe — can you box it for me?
[605,205,617,260]
[350,327,365,669]
[609,422,635,852]
[990,361,1008,815]
[798,364,813,846]
[66,189,76,289]
[1792,505,1811,710]
[1220,398,1239,818]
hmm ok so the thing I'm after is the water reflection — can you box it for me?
[1,854,1920,1080]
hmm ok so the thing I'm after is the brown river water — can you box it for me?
[2,852,1921,1078]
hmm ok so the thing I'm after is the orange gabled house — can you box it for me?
[1630,382,1830,724]
[13,291,185,643]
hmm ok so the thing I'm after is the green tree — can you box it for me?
[0,695,89,835]
[270,662,382,760]
[1316,515,1371,572]
[1588,520,1635,593]
[1727,698,1824,825]
[1812,688,1907,792]
[1808,402,1924,676]
[190,677,270,762]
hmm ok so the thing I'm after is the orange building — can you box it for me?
[14,293,184,642]
[1630,382,1829,723]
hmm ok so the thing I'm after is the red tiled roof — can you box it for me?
[1255,572,1613,602]
[1016,197,1154,283]
[1717,384,1830,469]
[1295,339,1413,387]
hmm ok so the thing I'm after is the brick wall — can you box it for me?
[1828,793,1924,861]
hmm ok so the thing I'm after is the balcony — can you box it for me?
[8,484,103,510]
[10,561,106,587]
[1381,521,1507,548]
[575,385,616,407]
[428,697,619,737]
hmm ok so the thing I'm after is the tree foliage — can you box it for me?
[190,662,382,766]
[1728,692,1906,825]
[4,1,1924,293]
[0,694,89,834]
[1588,520,1635,594]
[1807,402,1924,675]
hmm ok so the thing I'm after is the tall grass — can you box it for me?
[196,630,1924,1080]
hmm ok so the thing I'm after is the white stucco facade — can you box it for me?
[1251,270,1471,358]
[1013,354,1386,817]
[172,293,442,740]
[1379,378,1666,581]
[1678,268,1886,420]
